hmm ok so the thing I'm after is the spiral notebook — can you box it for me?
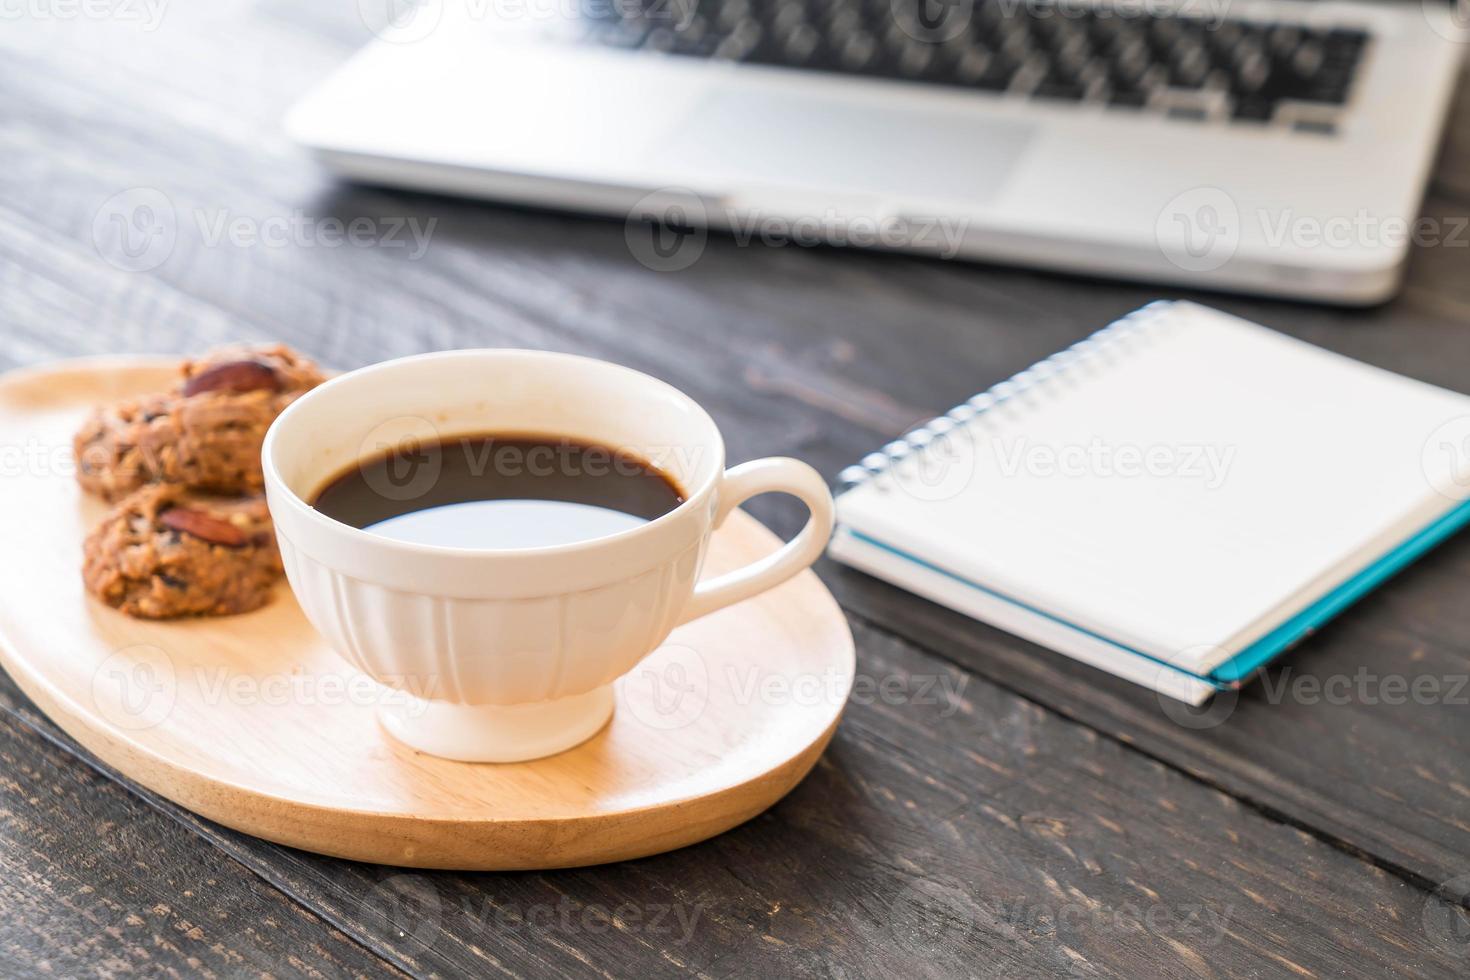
[829,301,1470,704]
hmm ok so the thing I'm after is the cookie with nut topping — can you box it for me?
[82,484,283,618]
[74,344,325,501]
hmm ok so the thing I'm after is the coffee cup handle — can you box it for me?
[676,457,835,625]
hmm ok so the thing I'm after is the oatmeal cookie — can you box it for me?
[74,344,325,500]
[82,485,283,618]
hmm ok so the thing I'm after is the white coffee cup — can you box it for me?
[262,349,834,762]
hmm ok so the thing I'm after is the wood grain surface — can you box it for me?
[1,2,1468,976]
[6,622,1469,979]
[0,699,405,978]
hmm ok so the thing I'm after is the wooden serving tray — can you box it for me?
[0,358,855,869]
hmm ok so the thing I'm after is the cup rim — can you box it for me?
[262,348,726,559]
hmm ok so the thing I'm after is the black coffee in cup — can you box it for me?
[311,434,684,549]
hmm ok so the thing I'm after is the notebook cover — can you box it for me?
[1209,494,1470,683]
[830,300,1470,697]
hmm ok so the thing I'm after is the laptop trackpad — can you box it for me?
[660,87,1032,206]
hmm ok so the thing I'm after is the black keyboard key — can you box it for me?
[1328,26,1368,41]
[1108,87,1149,108]
[1207,21,1244,52]
[1169,45,1210,88]
[1325,27,1368,60]
[833,31,879,71]
[1032,77,1087,101]
[1231,55,1271,95]
[1292,41,1324,77]
[671,34,723,57]
[782,23,822,63]
[1232,96,1275,121]
[1109,37,1150,81]
[1268,24,1305,55]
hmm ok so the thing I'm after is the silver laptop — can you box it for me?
[287,0,1466,303]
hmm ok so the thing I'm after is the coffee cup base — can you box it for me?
[378,684,615,763]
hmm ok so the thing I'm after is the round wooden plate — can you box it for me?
[0,358,854,870]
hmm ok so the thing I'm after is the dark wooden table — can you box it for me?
[4,6,1470,977]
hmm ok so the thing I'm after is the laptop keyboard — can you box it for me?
[568,0,1370,130]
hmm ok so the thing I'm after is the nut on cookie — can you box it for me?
[82,484,283,619]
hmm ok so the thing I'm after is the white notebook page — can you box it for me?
[837,303,1470,674]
